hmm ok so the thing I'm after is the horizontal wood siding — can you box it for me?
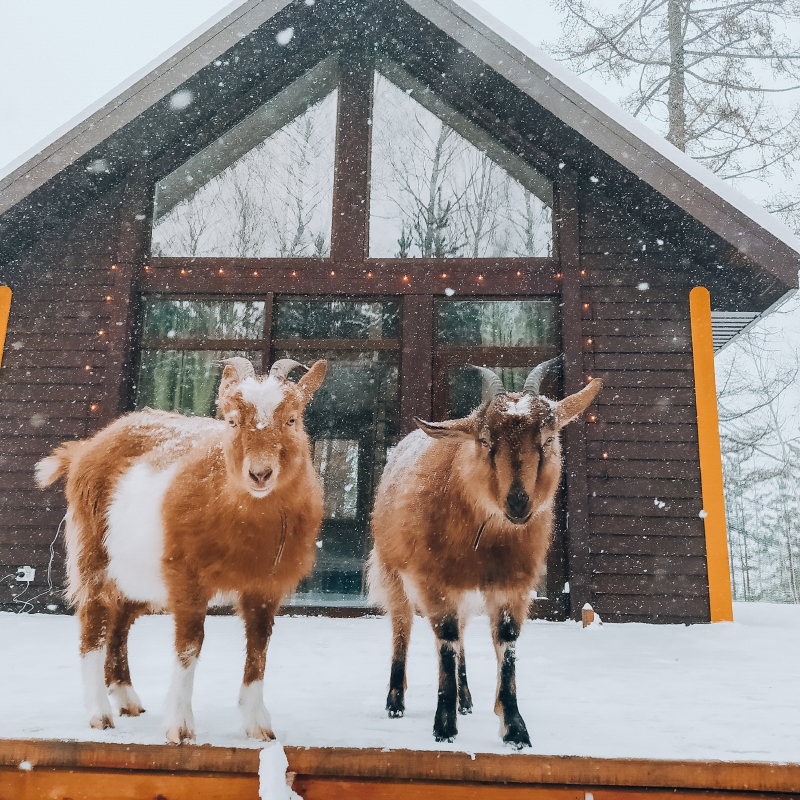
[580,186,710,624]
[0,193,121,610]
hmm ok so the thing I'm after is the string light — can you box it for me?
[583,303,589,309]
[441,273,448,279]
[516,271,521,276]
[218,268,224,275]
[84,365,91,371]
[602,452,608,459]
[292,271,297,277]
[253,271,258,277]
[111,265,117,270]
[402,275,409,282]
[181,269,186,275]
[580,269,585,275]
[477,275,484,281]
[590,414,597,422]
[587,338,593,344]
[105,296,112,301]
[555,272,562,278]
[98,331,105,336]
[367,272,373,278]
[144,266,149,271]
[90,404,98,411]
[330,271,335,276]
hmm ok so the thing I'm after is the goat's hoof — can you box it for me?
[458,692,473,715]
[386,689,405,718]
[110,683,145,717]
[247,725,276,742]
[433,711,457,742]
[433,732,456,743]
[89,714,114,730]
[502,717,531,749]
[166,725,195,745]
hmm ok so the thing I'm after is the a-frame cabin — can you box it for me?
[1,0,797,623]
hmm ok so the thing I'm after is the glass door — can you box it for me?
[272,297,401,606]
[432,298,569,618]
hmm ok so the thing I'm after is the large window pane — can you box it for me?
[275,299,400,340]
[370,64,553,258]
[136,349,256,417]
[151,59,338,258]
[437,300,557,347]
[141,298,265,340]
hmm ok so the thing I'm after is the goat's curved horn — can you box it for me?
[523,355,562,396]
[217,357,256,383]
[269,359,308,381]
[469,365,506,402]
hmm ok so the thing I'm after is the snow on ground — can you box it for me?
[1,602,798,762]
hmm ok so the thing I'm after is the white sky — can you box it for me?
[0,0,566,175]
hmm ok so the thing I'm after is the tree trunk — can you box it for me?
[667,0,688,151]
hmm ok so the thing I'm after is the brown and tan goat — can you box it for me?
[369,358,602,747]
[35,357,326,744]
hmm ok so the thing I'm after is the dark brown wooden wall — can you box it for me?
[578,186,710,624]
[0,191,123,610]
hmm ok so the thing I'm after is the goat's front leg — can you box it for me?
[165,601,206,744]
[486,597,531,749]
[239,594,281,741]
[429,611,461,742]
[456,616,472,715]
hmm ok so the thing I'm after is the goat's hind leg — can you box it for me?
[380,568,412,718]
[456,617,472,715]
[77,597,114,730]
[105,598,146,717]
[239,593,280,741]
[429,610,461,742]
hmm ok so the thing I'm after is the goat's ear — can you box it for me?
[414,416,476,441]
[555,379,603,428]
[297,360,327,402]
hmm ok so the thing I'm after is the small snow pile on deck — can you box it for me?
[259,741,300,799]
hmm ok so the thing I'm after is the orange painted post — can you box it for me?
[0,286,11,370]
[689,286,733,623]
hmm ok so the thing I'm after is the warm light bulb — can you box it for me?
[105,296,112,301]
[144,265,149,271]
[581,270,585,275]
[90,404,98,411]
[555,273,562,278]
[181,269,186,275]
[331,271,335,276]
[111,265,117,270]
[84,365,91,371]
[583,303,589,309]
[516,271,521,276]
[218,268,224,274]
[441,273,448,279]
[587,338,593,344]
[292,271,297,277]
[98,331,105,336]
[253,271,258,277]
[402,275,409,282]
[477,275,484,281]
[590,415,597,421]
[602,452,608,459]
[367,272,373,278]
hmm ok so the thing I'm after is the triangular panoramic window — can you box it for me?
[151,58,339,258]
[369,63,553,259]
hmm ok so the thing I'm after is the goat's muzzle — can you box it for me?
[505,482,531,525]
[248,467,273,491]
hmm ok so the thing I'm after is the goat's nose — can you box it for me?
[249,468,273,487]
[506,482,530,520]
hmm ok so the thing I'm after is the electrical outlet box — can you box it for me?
[16,566,35,582]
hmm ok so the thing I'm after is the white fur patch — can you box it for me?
[239,680,275,740]
[81,649,113,727]
[239,376,287,425]
[105,462,178,606]
[109,682,144,714]
[164,656,197,743]
[380,429,434,493]
[503,395,533,416]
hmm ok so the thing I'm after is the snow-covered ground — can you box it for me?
[1,603,798,762]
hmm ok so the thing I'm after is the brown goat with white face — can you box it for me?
[369,358,602,747]
[35,357,326,744]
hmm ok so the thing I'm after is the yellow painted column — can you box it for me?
[0,286,11,369]
[689,286,733,622]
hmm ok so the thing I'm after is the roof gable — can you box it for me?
[0,0,797,295]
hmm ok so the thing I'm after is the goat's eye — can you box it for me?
[478,437,489,448]
[287,418,295,426]
[544,437,554,447]
[228,419,236,427]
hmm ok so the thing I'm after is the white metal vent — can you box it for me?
[710,311,760,352]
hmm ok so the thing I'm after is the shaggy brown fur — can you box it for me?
[36,358,326,743]
[369,374,602,747]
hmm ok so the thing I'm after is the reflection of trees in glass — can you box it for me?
[370,74,552,258]
[151,92,337,257]
[437,301,557,347]
[142,299,265,340]
[136,349,254,417]
[313,440,359,519]
[275,299,400,340]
